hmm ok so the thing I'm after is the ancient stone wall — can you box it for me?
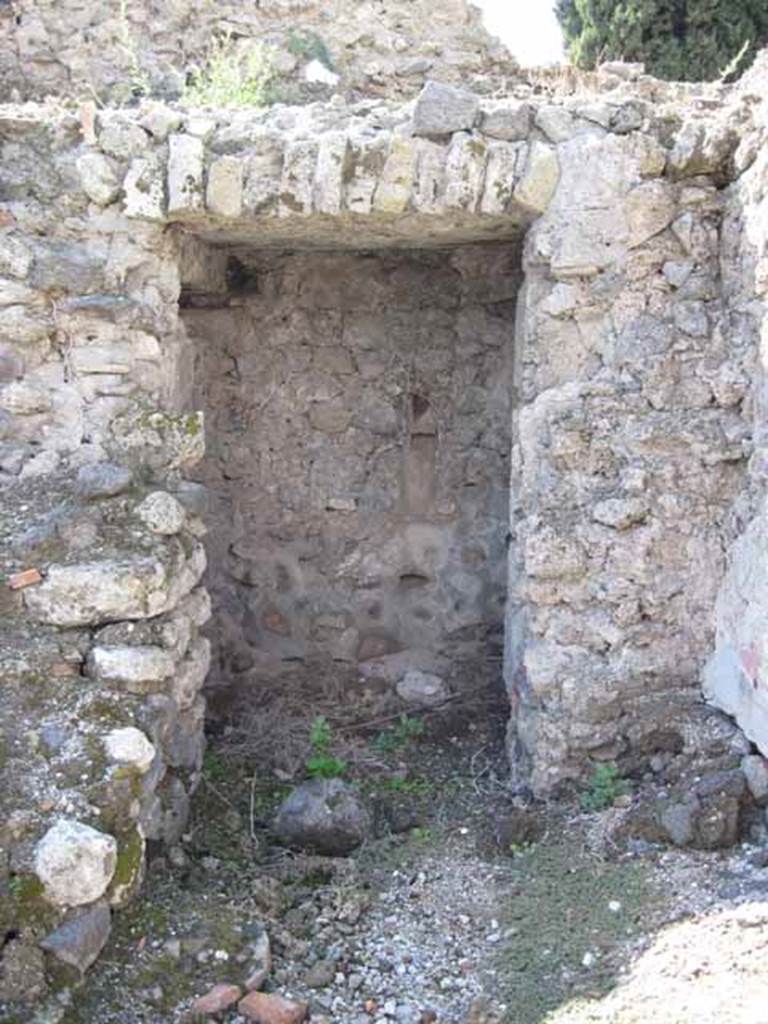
[185,246,518,697]
[703,58,768,746]
[0,56,765,1000]
[0,0,516,106]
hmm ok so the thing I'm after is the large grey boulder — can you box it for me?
[273,779,371,856]
[412,81,479,137]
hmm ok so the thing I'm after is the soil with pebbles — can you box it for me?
[30,697,768,1024]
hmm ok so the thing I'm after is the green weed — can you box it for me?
[306,715,346,780]
[373,714,426,753]
[580,762,629,812]
[182,30,275,108]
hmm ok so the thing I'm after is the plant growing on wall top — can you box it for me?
[286,28,335,71]
[182,29,276,108]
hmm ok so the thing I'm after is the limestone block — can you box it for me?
[168,134,205,215]
[0,235,33,279]
[314,133,348,215]
[88,645,175,690]
[180,587,212,628]
[123,156,166,221]
[535,105,575,143]
[140,104,182,141]
[626,180,676,248]
[480,101,532,142]
[513,142,559,214]
[35,820,117,907]
[0,380,51,415]
[104,727,156,772]
[40,900,111,974]
[742,754,768,805]
[243,133,284,213]
[71,345,132,374]
[412,138,446,214]
[373,136,417,215]
[668,121,737,180]
[98,121,149,160]
[109,409,205,472]
[207,156,243,218]
[278,140,318,217]
[444,132,487,212]
[481,141,524,215]
[309,401,351,433]
[413,81,479,137]
[24,556,196,627]
[76,152,120,206]
[135,491,187,535]
[345,135,388,214]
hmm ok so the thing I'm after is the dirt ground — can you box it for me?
[23,681,768,1024]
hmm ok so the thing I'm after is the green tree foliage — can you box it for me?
[554,0,768,81]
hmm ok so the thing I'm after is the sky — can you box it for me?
[475,0,565,66]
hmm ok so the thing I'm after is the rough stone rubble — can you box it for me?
[1,15,768,1002]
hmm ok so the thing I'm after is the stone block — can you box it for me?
[75,462,133,500]
[207,155,243,218]
[278,140,318,217]
[413,81,479,137]
[514,141,559,214]
[372,135,417,215]
[481,101,532,141]
[123,155,166,220]
[76,152,120,206]
[88,645,175,690]
[444,132,487,211]
[168,133,205,215]
[35,820,117,907]
[104,727,156,772]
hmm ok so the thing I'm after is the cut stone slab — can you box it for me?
[76,153,120,206]
[413,81,479,137]
[35,820,117,907]
[273,778,371,856]
[39,901,111,974]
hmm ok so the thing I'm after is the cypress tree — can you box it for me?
[555,0,768,81]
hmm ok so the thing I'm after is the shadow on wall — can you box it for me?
[182,242,521,701]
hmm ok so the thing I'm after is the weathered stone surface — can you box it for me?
[35,820,117,907]
[396,670,449,707]
[0,380,51,415]
[413,81,480,137]
[75,462,133,500]
[76,153,120,206]
[88,645,175,690]
[104,727,156,772]
[274,779,371,856]
[661,770,747,850]
[244,926,272,992]
[39,901,111,974]
[481,102,532,141]
[741,754,768,805]
[238,991,308,1024]
[168,134,204,214]
[123,155,166,220]
[135,491,186,535]
[514,141,559,213]
[25,554,203,627]
[207,156,244,218]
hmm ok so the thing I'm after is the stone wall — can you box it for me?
[0,56,766,1001]
[185,246,519,697]
[0,0,516,106]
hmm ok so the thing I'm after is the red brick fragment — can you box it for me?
[191,983,242,1016]
[8,568,42,590]
[237,991,308,1024]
